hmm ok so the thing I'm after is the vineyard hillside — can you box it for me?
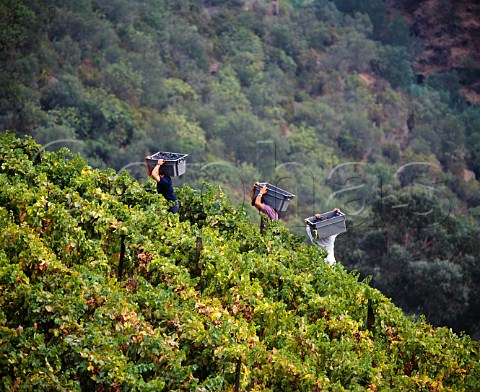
[1,133,479,391]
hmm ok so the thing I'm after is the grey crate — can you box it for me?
[305,210,346,238]
[147,151,188,177]
[253,182,295,212]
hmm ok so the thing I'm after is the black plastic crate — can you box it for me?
[147,151,188,177]
[253,182,295,212]
[305,210,346,238]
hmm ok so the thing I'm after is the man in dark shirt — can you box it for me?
[145,157,179,213]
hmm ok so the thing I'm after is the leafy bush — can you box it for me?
[1,134,479,391]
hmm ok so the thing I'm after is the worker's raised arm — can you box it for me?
[255,185,267,210]
[146,158,164,183]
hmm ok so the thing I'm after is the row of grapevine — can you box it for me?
[1,132,479,391]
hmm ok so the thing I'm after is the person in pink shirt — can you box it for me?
[251,182,278,233]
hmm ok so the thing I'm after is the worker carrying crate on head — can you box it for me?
[145,151,188,214]
[251,182,295,234]
[145,157,178,213]
[251,182,279,234]
[305,208,346,265]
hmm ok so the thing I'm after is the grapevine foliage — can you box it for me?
[1,133,479,391]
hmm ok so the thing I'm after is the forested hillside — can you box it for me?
[1,133,480,391]
[1,0,480,338]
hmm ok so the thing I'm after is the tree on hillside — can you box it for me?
[341,184,480,336]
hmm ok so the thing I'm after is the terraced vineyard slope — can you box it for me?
[1,133,479,391]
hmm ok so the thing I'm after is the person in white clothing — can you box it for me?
[305,208,341,265]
